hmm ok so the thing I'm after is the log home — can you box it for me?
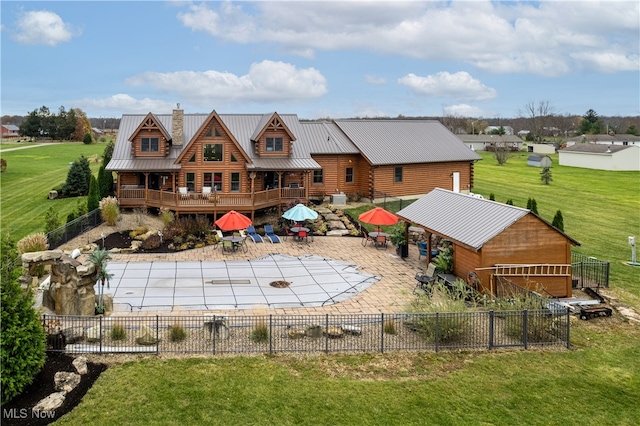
[106,107,481,219]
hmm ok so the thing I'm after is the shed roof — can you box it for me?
[561,144,633,154]
[396,188,579,251]
[456,134,524,143]
[334,119,481,165]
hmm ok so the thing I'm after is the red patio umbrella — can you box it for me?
[358,207,398,229]
[214,210,252,231]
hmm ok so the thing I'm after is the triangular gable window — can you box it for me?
[188,153,196,162]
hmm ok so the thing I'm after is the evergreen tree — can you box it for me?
[552,210,564,231]
[44,205,61,233]
[102,139,114,165]
[83,133,93,145]
[541,167,553,185]
[97,165,113,199]
[526,198,532,210]
[506,199,514,205]
[1,235,46,403]
[489,193,495,201]
[530,198,538,214]
[87,174,100,212]
[62,155,92,196]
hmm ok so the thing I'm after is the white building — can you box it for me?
[559,144,640,171]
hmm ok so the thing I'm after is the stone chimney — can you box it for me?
[172,103,184,146]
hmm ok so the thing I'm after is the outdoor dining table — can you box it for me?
[290,227,310,242]
[222,236,244,251]
[368,232,389,238]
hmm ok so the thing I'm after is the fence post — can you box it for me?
[566,308,571,349]
[156,315,159,355]
[325,314,329,353]
[488,311,494,350]
[434,313,439,353]
[99,316,103,354]
[523,310,528,350]
[269,315,273,355]
[380,313,384,354]
[212,315,216,355]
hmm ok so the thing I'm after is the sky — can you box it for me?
[1,1,639,120]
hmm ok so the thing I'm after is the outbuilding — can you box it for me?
[559,144,640,171]
[397,188,580,297]
[527,155,552,168]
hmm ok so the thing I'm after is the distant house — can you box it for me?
[566,134,640,147]
[456,134,524,152]
[559,144,640,171]
[527,155,552,168]
[106,107,481,219]
[397,188,580,298]
[92,127,104,137]
[0,124,20,139]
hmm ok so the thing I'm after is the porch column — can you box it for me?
[144,172,149,204]
[116,172,121,199]
[426,231,433,264]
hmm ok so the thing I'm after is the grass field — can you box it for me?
[52,148,640,426]
[0,142,109,240]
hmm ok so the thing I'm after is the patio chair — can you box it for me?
[247,226,264,243]
[374,235,387,249]
[215,230,224,241]
[297,229,309,244]
[221,239,234,254]
[235,236,249,253]
[201,186,212,199]
[417,241,428,260]
[263,224,281,243]
[284,226,296,241]
[414,263,437,295]
[361,229,374,247]
[239,229,247,238]
[178,187,190,199]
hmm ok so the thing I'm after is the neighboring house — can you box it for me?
[0,124,20,138]
[397,188,580,298]
[92,127,104,137]
[527,155,552,168]
[484,125,514,135]
[456,134,524,152]
[559,144,640,171]
[106,108,481,219]
[566,134,640,147]
[526,143,556,155]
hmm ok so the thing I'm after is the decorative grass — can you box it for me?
[110,324,127,341]
[0,142,107,241]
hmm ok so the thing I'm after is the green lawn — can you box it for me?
[0,142,108,240]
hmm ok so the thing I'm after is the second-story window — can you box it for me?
[141,137,159,152]
[266,137,283,152]
[230,172,240,192]
[203,144,223,161]
[394,166,403,183]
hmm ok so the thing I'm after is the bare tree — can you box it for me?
[520,101,557,142]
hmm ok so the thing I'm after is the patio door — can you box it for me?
[264,172,279,190]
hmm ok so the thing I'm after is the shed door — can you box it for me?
[452,172,460,192]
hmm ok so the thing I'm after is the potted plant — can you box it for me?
[390,224,409,258]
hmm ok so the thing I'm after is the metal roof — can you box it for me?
[396,188,531,251]
[334,119,481,165]
[561,144,633,154]
[456,134,524,143]
[247,157,321,170]
[299,121,360,154]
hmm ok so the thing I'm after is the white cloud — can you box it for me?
[13,10,76,46]
[570,52,640,73]
[365,75,386,85]
[75,94,175,114]
[125,60,327,106]
[398,71,497,101]
[176,1,640,76]
[442,104,492,117]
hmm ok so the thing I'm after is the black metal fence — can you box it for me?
[42,310,570,355]
[372,190,408,211]
[571,252,610,289]
[46,209,103,249]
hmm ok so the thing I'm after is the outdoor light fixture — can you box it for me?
[628,236,639,266]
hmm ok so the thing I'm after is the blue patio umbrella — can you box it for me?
[282,203,318,222]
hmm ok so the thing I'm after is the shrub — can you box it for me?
[0,158,6,172]
[250,321,269,343]
[97,166,113,199]
[83,133,93,145]
[159,208,175,228]
[44,205,61,233]
[383,319,397,335]
[17,233,49,255]
[169,323,187,342]
[552,210,564,231]
[87,174,100,212]
[142,234,162,250]
[489,193,495,201]
[99,196,120,226]
[110,323,127,340]
[61,155,92,196]
[129,227,148,239]
[432,245,453,274]
[1,256,46,403]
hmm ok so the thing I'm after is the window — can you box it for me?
[345,167,354,183]
[313,169,323,184]
[231,173,240,192]
[204,172,223,191]
[215,127,221,137]
[186,172,195,192]
[203,144,223,161]
[205,126,212,137]
[230,153,238,162]
[141,137,159,152]
[266,137,283,152]
[394,166,403,183]
[188,153,196,163]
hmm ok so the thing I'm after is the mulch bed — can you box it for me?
[1,354,107,426]
[94,231,174,253]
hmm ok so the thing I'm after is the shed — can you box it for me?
[527,155,552,168]
[559,144,640,171]
[397,188,580,297]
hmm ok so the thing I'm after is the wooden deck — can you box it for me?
[117,187,308,215]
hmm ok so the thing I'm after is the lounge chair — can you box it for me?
[417,241,428,260]
[215,230,224,241]
[414,263,437,295]
[178,187,190,199]
[201,186,212,199]
[263,224,281,243]
[247,226,263,243]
